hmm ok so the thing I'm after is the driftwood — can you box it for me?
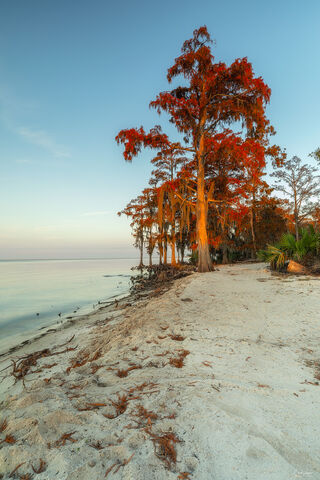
[7,335,76,387]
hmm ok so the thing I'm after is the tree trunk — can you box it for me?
[294,209,299,241]
[222,244,228,264]
[294,189,299,241]
[164,238,167,264]
[250,206,257,256]
[158,241,163,265]
[171,221,176,266]
[196,125,213,273]
[138,229,144,268]
[148,230,153,266]
[171,242,176,265]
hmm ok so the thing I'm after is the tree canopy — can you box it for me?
[116,26,285,271]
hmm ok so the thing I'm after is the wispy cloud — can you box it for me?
[15,157,65,167]
[81,211,112,217]
[0,84,37,124]
[17,127,71,158]
[0,86,71,159]
[15,158,35,165]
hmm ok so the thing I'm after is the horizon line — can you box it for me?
[0,257,141,262]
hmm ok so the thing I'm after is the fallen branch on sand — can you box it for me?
[105,453,135,477]
[7,335,76,387]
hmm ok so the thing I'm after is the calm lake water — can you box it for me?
[0,258,136,347]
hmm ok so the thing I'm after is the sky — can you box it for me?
[1,0,320,259]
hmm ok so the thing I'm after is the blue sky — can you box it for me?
[1,0,319,259]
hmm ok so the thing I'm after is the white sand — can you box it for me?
[1,263,320,479]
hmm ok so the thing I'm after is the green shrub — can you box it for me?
[258,244,287,270]
[258,227,320,271]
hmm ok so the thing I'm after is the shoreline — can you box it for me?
[0,290,133,359]
[1,263,320,479]
[0,257,136,357]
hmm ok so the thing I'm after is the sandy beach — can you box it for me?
[1,263,320,479]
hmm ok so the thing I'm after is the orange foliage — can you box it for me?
[116,26,284,270]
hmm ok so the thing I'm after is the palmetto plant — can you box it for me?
[294,227,320,260]
[278,233,296,257]
[257,244,287,270]
[258,227,320,270]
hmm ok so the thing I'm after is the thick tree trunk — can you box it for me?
[196,200,212,271]
[196,127,213,273]
[149,251,152,266]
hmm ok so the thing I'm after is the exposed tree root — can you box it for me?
[130,264,194,296]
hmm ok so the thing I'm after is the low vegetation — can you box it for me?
[258,227,320,272]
